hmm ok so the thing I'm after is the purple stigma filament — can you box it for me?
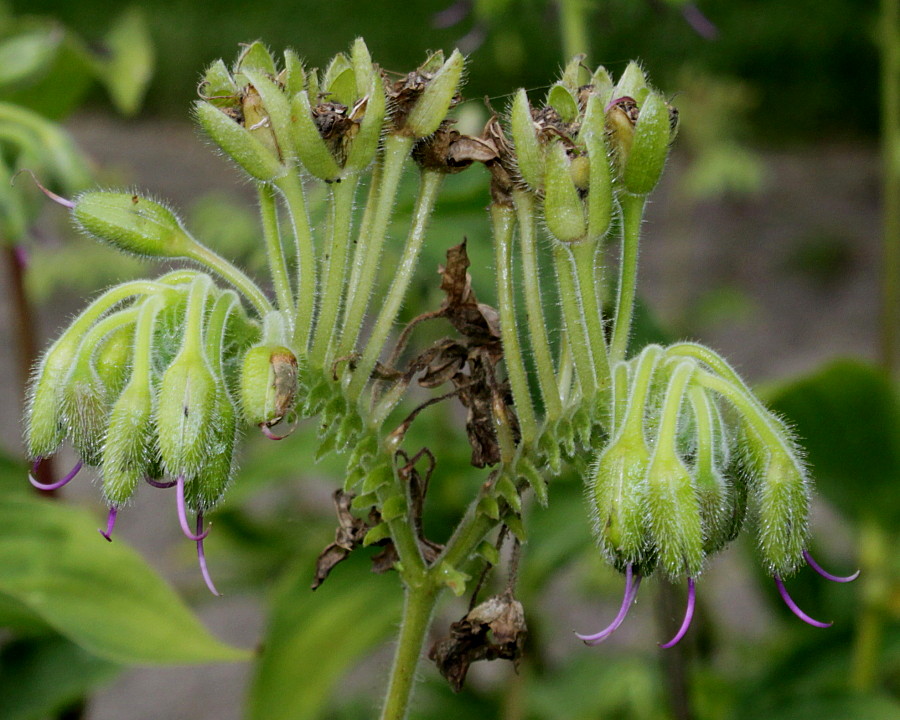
[774,575,832,629]
[659,577,696,648]
[98,506,118,542]
[29,459,84,491]
[576,564,642,645]
[803,550,860,583]
[145,476,178,489]
[176,474,210,541]
[17,169,77,209]
[259,423,289,441]
[196,512,221,597]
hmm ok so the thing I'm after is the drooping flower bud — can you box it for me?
[73,191,195,259]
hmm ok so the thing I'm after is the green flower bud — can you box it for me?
[687,385,731,553]
[101,298,164,506]
[94,320,136,400]
[509,89,543,191]
[194,100,284,182]
[26,332,82,459]
[155,277,218,477]
[755,446,810,576]
[403,49,465,138]
[644,362,704,578]
[543,142,586,243]
[74,191,194,258]
[621,92,671,196]
[239,344,299,427]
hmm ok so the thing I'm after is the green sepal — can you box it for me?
[477,495,500,520]
[241,69,294,162]
[335,411,363,449]
[380,494,407,522]
[343,465,367,491]
[558,54,589,94]
[326,67,357,107]
[350,491,378,511]
[621,92,671,196]
[281,49,306,97]
[590,65,613,98]
[290,90,342,181]
[194,101,284,182]
[509,89,543,191]
[556,416,576,458]
[503,512,527,542]
[343,76,387,174]
[538,431,562,475]
[363,522,391,547]
[201,59,237,107]
[419,49,445,75]
[350,37,375,97]
[404,48,464,138]
[572,405,593,445]
[543,142,586,243]
[322,52,352,100]
[314,429,338,462]
[547,83,579,123]
[581,93,614,240]
[303,377,333,416]
[235,41,277,77]
[348,432,379,468]
[614,61,649,105]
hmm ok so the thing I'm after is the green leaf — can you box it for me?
[0,28,61,90]
[764,359,900,527]
[0,635,120,720]
[246,557,402,720]
[0,496,250,664]
[98,7,155,116]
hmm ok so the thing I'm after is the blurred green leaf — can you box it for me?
[0,635,120,720]
[0,496,250,664]
[246,556,402,720]
[763,359,900,527]
[0,27,61,90]
[735,690,900,720]
[99,7,154,116]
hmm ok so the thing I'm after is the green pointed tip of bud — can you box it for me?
[590,66,613,98]
[756,449,810,576]
[621,92,671,196]
[543,142,586,242]
[194,100,284,182]
[236,40,277,76]
[350,38,375,97]
[239,345,299,427]
[404,49,465,138]
[322,52,352,99]
[200,59,237,105]
[510,89,543,191]
[73,191,194,259]
[290,91,342,181]
[282,49,306,97]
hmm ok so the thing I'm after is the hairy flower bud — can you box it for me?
[73,191,194,259]
[543,142,586,243]
[195,100,284,182]
[239,344,299,427]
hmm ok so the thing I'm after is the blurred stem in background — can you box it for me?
[557,0,591,61]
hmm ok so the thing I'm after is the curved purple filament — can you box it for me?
[29,459,83,491]
[659,577,696,648]
[176,474,210,541]
[15,169,76,209]
[195,512,221,597]
[259,424,290,441]
[681,4,719,40]
[803,550,860,583]
[774,575,832,628]
[145,476,177,489]
[98,506,118,542]
[576,564,642,645]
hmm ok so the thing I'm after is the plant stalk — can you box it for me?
[610,193,645,363]
[257,184,294,314]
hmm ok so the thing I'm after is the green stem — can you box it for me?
[881,0,900,374]
[379,581,441,720]
[339,134,414,356]
[257,184,294,314]
[850,518,889,691]
[572,238,612,398]
[493,203,539,445]
[610,193,645,363]
[439,495,497,571]
[343,164,382,319]
[557,0,591,60]
[693,370,784,450]
[513,191,563,420]
[310,177,359,368]
[185,243,272,317]
[274,170,316,352]
[552,242,596,397]
[347,169,442,403]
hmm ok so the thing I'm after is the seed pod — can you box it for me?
[74,192,194,259]
[543,142,586,243]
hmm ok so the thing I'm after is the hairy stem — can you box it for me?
[185,243,272,317]
[552,242,597,397]
[257,184,294,314]
[610,193,645,363]
[379,581,440,720]
[572,238,612,398]
[493,203,538,444]
[513,191,563,420]
[557,0,591,60]
[347,169,443,403]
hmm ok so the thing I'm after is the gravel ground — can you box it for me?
[0,113,882,720]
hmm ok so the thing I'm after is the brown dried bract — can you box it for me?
[429,590,528,692]
[311,490,385,590]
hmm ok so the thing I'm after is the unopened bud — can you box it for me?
[756,447,810,576]
[239,345,299,427]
